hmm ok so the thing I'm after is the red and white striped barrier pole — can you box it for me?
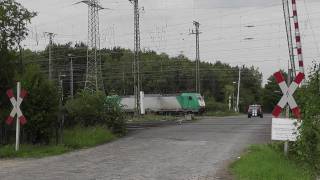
[291,0,305,75]
[6,82,28,151]
[272,71,304,119]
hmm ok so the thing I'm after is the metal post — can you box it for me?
[286,68,291,118]
[284,68,292,156]
[233,82,236,112]
[49,35,52,80]
[60,78,63,144]
[191,21,201,93]
[228,96,232,111]
[15,82,21,151]
[58,74,66,144]
[69,55,74,99]
[236,68,241,112]
[45,32,55,80]
[282,0,296,78]
[284,141,289,156]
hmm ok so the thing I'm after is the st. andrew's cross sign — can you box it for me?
[272,71,304,119]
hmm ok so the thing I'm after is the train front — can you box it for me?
[197,95,206,114]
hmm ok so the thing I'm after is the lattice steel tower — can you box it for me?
[78,0,105,92]
[129,0,141,115]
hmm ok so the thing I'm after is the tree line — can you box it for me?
[23,45,264,113]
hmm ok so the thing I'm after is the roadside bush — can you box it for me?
[65,90,106,126]
[205,96,229,112]
[19,65,59,144]
[293,63,320,172]
[104,96,126,135]
[66,91,126,135]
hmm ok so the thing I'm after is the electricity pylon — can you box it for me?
[75,0,106,92]
[129,0,141,115]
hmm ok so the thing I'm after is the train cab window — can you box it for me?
[188,96,193,100]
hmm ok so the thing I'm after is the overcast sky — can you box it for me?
[17,0,320,84]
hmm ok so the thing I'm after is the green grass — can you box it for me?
[231,145,315,180]
[0,145,70,158]
[63,126,116,149]
[0,126,116,159]
[127,114,179,123]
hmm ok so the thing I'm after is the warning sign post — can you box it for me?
[6,82,28,151]
[272,71,304,119]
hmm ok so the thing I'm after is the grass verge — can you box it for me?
[0,126,116,159]
[0,145,70,158]
[63,126,116,149]
[231,145,315,180]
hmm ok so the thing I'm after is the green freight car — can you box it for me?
[117,93,205,114]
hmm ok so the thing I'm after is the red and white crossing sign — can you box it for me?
[6,86,28,125]
[6,82,28,151]
[272,71,304,119]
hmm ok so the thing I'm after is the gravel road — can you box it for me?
[0,115,271,180]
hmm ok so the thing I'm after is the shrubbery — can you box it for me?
[104,96,126,135]
[293,63,320,172]
[65,90,106,126]
[205,96,229,112]
[66,91,126,135]
[19,65,59,144]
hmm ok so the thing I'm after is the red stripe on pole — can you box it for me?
[6,116,14,125]
[20,89,28,99]
[294,23,299,29]
[274,71,285,84]
[294,73,305,84]
[296,36,301,43]
[292,107,301,119]
[293,11,297,16]
[292,0,296,4]
[297,48,302,54]
[6,89,14,98]
[19,116,27,125]
[272,105,282,117]
[299,61,304,67]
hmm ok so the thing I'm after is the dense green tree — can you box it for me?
[19,65,59,144]
[293,63,320,171]
[0,0,36,50]
[0,0,36,144]
[22,45,264,113]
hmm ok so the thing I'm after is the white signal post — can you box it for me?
[16,83,21,151]
[6,82,27,151]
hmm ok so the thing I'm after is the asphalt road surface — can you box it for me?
[0,115,271,180]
